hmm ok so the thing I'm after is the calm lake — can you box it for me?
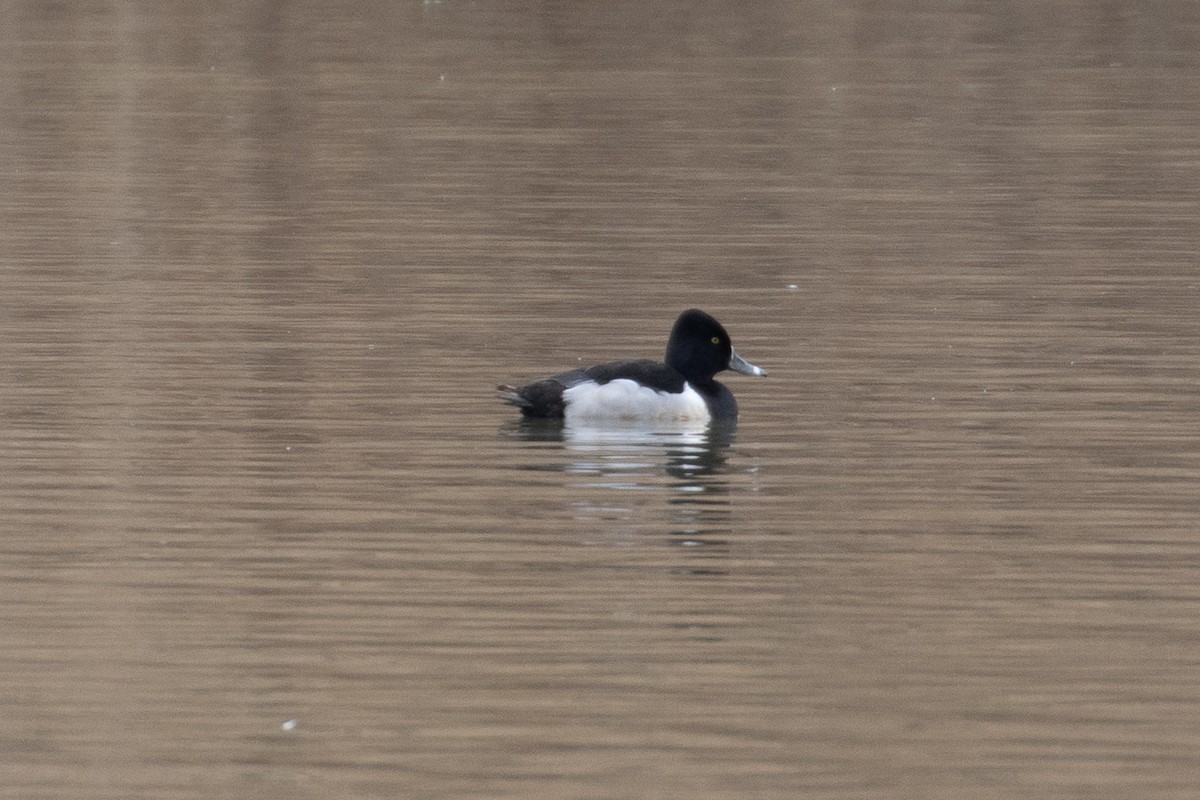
[3,2,1200,798]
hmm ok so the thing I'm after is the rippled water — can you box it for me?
[3,3,1200,798]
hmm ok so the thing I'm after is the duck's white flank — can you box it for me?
[562,379,710,423]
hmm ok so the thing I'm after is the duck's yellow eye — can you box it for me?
[711,336,720,345]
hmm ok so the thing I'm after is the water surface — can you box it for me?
[3,2,1200,798]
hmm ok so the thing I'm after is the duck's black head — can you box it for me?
[665,309,766,385]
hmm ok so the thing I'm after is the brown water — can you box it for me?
[3,3,1200,798]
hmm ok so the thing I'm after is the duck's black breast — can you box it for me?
[697,380,738,420]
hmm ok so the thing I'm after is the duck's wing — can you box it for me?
[497,360,685,418]
[571,360,686,393]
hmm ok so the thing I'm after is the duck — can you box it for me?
[497,309,765,422]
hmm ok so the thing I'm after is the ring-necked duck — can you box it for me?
[497,309,766,422]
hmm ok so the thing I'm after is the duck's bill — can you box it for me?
[728,349,767,377]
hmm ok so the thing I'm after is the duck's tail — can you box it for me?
[496,384,531,408]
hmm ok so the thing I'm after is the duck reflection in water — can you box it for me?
[501,417,743,570]
[501,416,736,482]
